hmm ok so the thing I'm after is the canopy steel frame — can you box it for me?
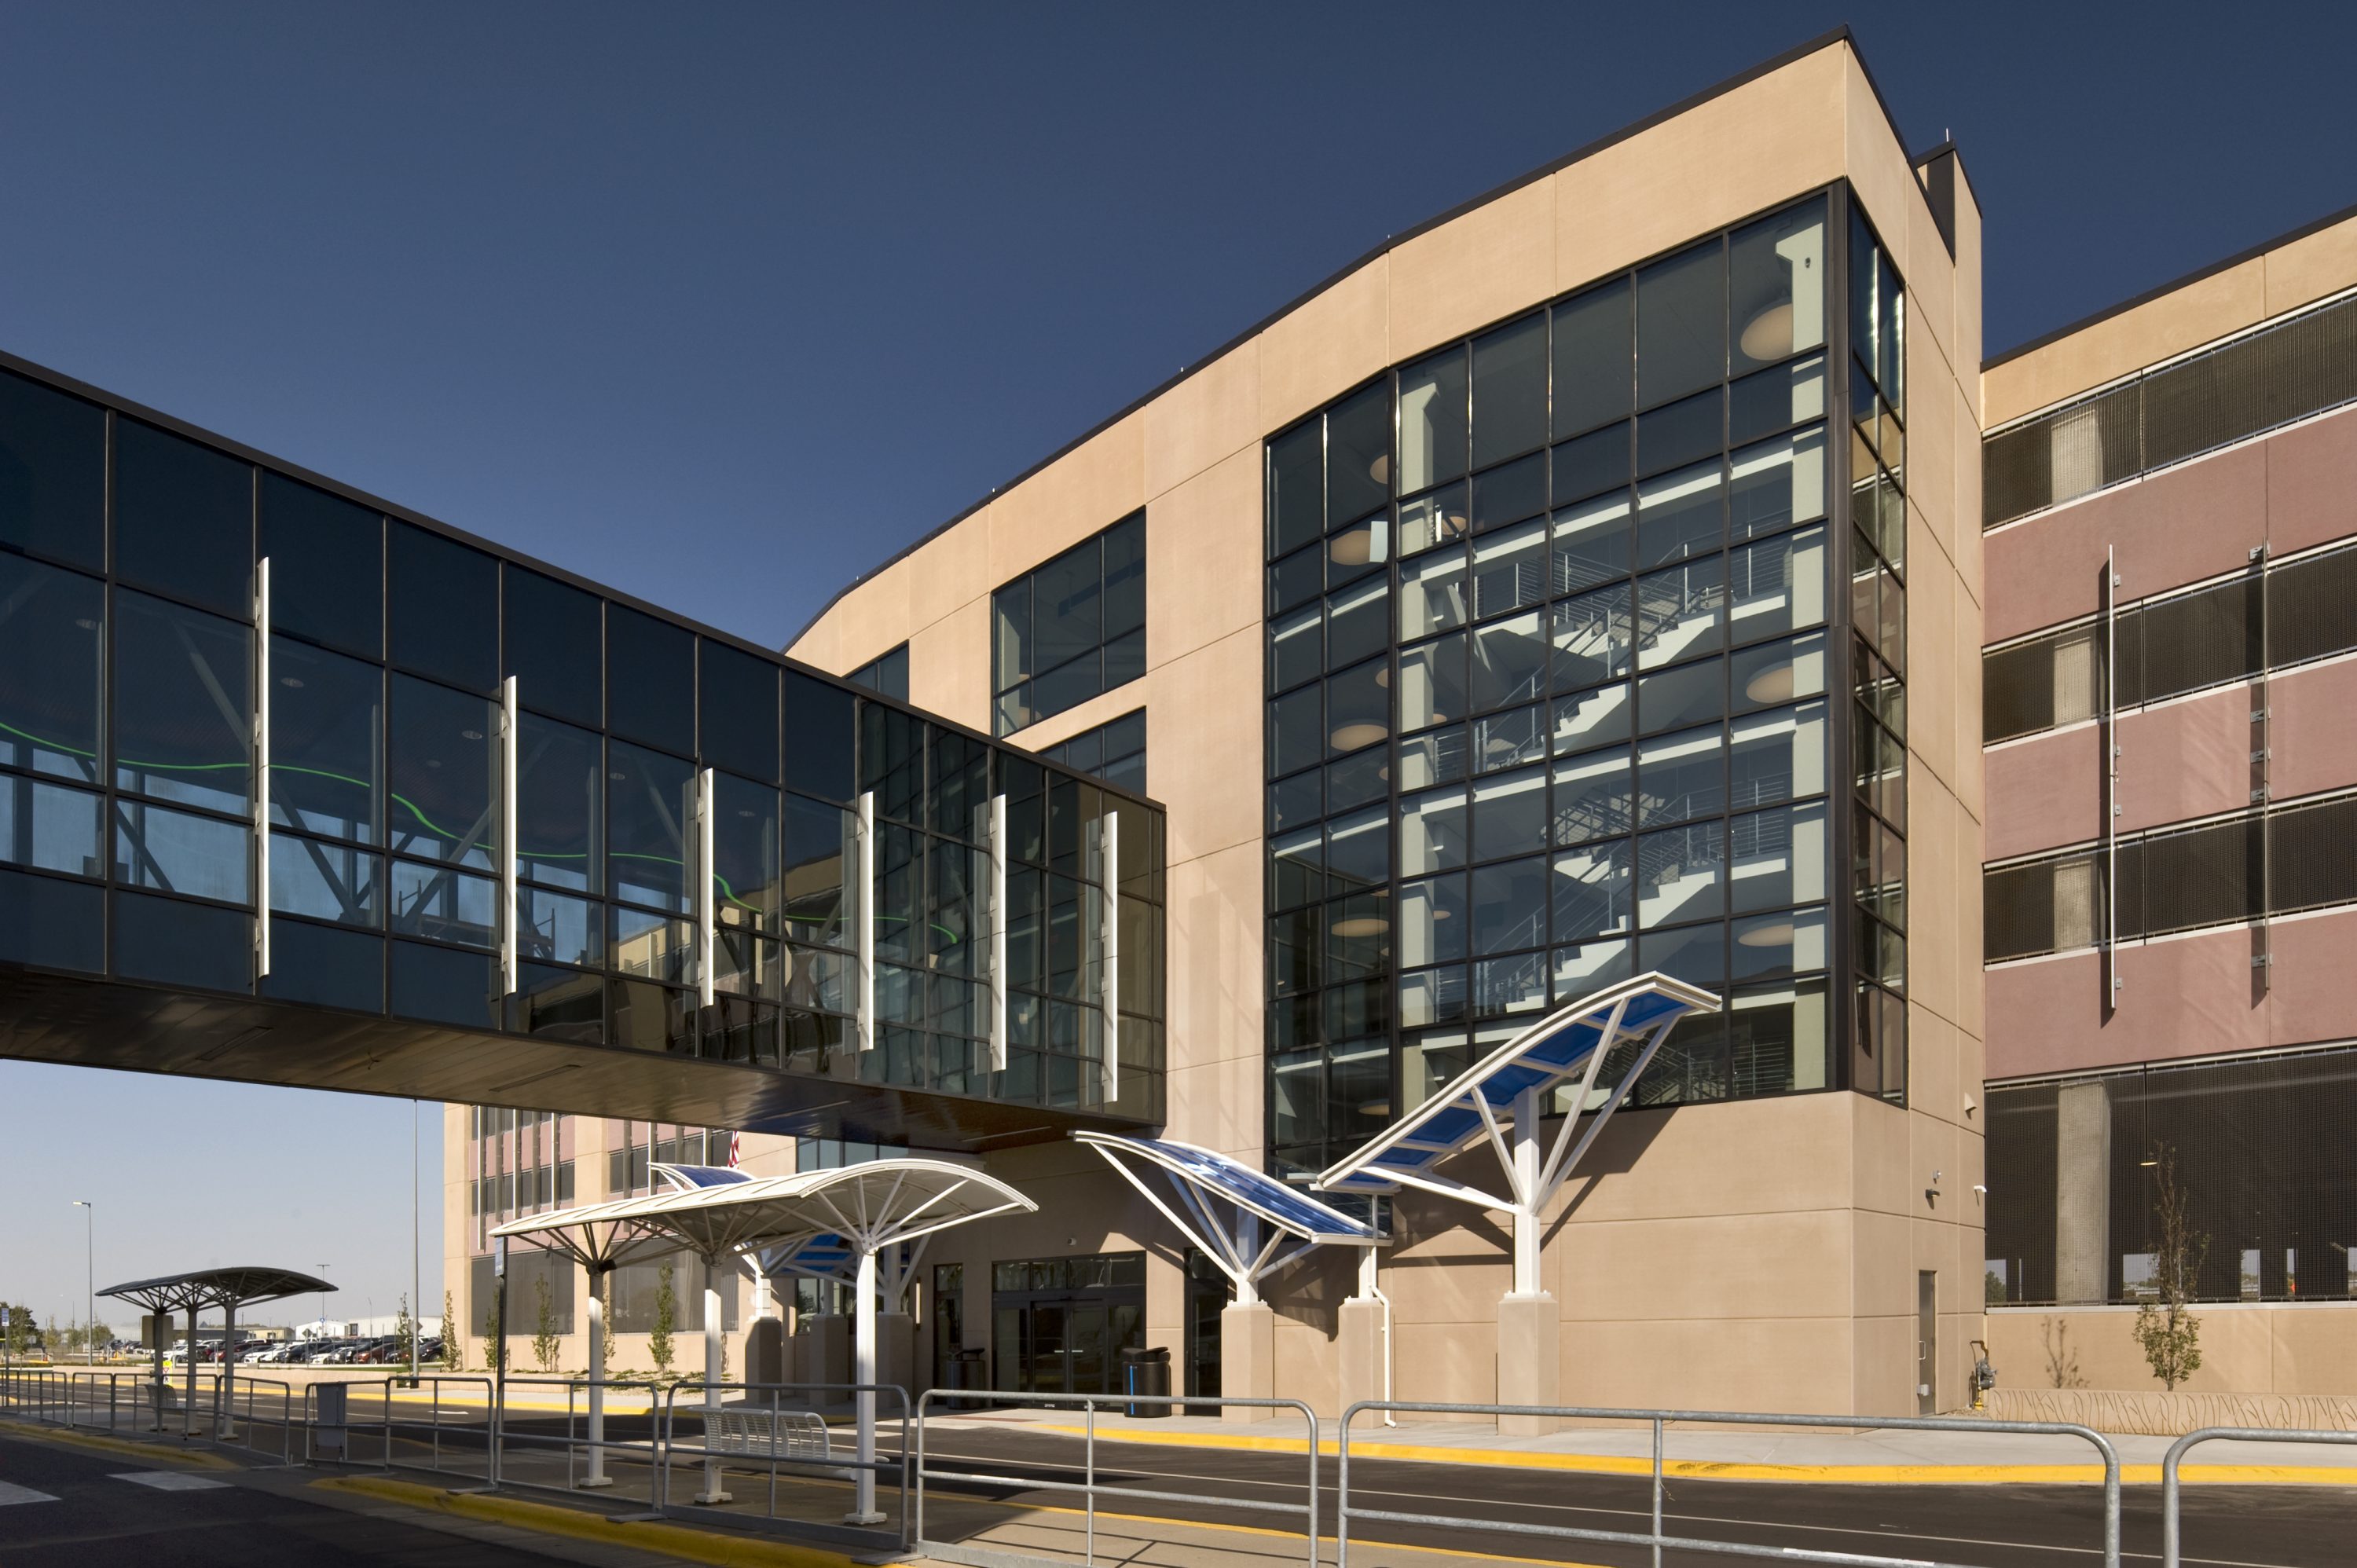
[1076,1134,1382,1307]
[1314,975,1718,1297]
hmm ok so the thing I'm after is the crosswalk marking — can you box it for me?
[110,1471,230,1492]
[0,1481,59,1506]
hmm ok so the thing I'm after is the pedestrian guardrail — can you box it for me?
[2162,1426,2357,1568]
[486,1373,663,1501]
[912,1388,1321,1568]
[658,1379,911,1543]
[1335,1400,2124,1568]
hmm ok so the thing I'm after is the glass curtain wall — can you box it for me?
[0,360,1164,1119]
[992,511,1147,735]
[1262,188,1904,1173]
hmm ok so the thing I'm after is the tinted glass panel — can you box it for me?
[260,472,381,658]
[1267,419,1323,555]
[0,370,104,570]
[114,590,250,815]
[1729,197,1827,374]
[1637,241,1725,409]
[0,553,103,782]
[269,636,382,844]
[515,713,601,892]
[387,522,497,691]
[387,674,498,870]
[113,888,249,991]
[1325,384,1390,526]
[1398,347,1468,493]
[262,919,383,1012]
[269,832,380,925]
[504,568,603,727]
[0,775,102,877]
[783,672,855,800]
[114,420,251,615]
[0,865,101,972]
[390,940,497,1029]
[607,605,695,755]
[610,739,693,912]
[714,771,779,931]
[1553,280,1632,439]
[701,640,779,783]
[1472,314,1548,468]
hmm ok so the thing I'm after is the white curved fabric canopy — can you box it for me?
[493,1157,1035,1521]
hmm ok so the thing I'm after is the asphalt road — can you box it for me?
[900,1421,2354,1568]
[0,1431,592,1568]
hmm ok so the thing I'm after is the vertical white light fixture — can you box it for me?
[500,676,520,998]
[855,791,876,1051]
[695,767,717,1008]
[1098,810,1120,1101]
[253,558,270,978]
[987,793,1008,1071]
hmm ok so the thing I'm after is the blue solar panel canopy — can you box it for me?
[1314,973,1719,1203]
[653,1162,751,1190]
[1076,1133,1383,1244]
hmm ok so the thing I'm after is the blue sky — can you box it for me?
[3,2,2352,1323]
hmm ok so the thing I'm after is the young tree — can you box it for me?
[2043,1317,2086,1390]
[2132,1143,2209,1391]
[599,1276,616,1379]
[441,1289,461,1371]
[532,1277,560,1374]
[650,1263,676,1376]
[479,1280,504,1374]
[394,1294,416,1369]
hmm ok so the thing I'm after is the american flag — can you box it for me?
[725,1130,742,1168]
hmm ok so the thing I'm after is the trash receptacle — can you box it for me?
[1119,1346,1171,1419]
[942,1349,988,1411]
[314,1379,348,1456]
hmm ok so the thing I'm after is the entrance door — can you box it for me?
[1184,1250,1225,1397]
[990,1251,1146,1394]
[1915,1271,1937,1415]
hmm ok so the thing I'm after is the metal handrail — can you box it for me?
[1336,1400,2123,1568]
[2162,1426,2357,1568]
[658,1379,911,1541]
[489,1373,665,1499]
[912,1387,1321,1568]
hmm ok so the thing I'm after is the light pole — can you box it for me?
[410,1099,421,1387]
[317,1265,330,1338]
[71,1201,93,1365]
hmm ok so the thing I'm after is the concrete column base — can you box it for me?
[1497,1292,1561,1436]
[801,1313,852,1391]
[744,1318,786,1391]
[1337,1297,1386,1420]
[875,1311,916,1415]
[1219,1302,1275,1422]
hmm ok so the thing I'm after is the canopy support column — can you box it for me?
[148,1313,167,1432]
[217,1298,238,1438]
[581,1265,613,1489]
[181,1305,199,1439]
[695,1262,730,1504]
[844,1245,883,1524]
[1511,1083,1542,1299]
[491,1234,508,1486]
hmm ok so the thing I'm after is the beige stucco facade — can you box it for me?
[775,36,1990,1420]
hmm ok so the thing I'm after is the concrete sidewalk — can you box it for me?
[931,1402,2357,1484]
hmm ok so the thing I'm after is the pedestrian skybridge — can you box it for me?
[0,348,1165,1152]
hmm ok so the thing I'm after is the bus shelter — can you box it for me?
[100,1266,333,1436]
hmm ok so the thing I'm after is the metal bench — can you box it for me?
[702,1405,830,1460]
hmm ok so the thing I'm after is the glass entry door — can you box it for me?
[990,1251,1146,1394]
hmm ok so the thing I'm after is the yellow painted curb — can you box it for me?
[1026,1421,2357,1487]
[312,1474,860,1568]
[0,1417,237,1469]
